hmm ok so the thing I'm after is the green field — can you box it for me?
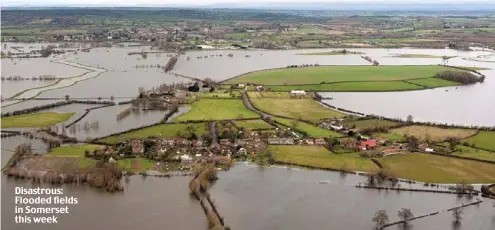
[174,99,259,121]
[447,145,495,162]
[380,153,495,183]
[100,123,208,144]
[234,119,273,130]
[47,144,104,157]
[225,65,469,85]
[266,81,424,92]
[250,98,345,120]
[372,132,406,142]
[269,145,379,172]
[247,91,312,98]
[397,54,443,58]
[390,125,477,142]
[344,119,398,130]
[464,131,495,151]
[1,112,75,128]
[274,117,341,138]
[405,78,460,88]
[118,158,155,172]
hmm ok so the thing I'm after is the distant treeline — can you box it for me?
[436,71,485,84]
[1,9,327,27]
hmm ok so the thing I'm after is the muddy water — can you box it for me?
[0,136,206,230]
[55,105,166,140]
[1,57,87,99]
[1,176,206,230]
[174,49,369,81]
[38,47,192,98]
[209,163,494,230]
[320,57,495,127]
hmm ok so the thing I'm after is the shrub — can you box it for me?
[436,71,483,84]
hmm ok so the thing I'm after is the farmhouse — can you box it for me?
[358,139,377,150]
[131,140,144,154]
[314,138,326,145]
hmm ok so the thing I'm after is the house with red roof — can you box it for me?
[358,139,377,150]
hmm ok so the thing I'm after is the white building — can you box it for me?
[290,90,306,96]
[180,154,193,163]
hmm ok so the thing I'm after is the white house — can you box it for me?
[425,148,434,153]
[180,154,193,163]
[330,125,344,131]
[290,90,306,96]
[197,45,215,50]
[108,157,116,164]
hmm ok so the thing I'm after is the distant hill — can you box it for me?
[2,1,495,12]
[203,1,495,11]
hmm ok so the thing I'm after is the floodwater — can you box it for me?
[174,49,369,81]
[1,81,54,99]
[209,163,495,230]
[1,175,206,230]
[55,105,166,140]
[1,100,64,114]
[320,54,495,127]
[37,47,192,98]
[0,136,206,230]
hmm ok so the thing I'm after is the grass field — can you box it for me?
[234,119,273,130]
[250,98,345,120]
[379,153,495,183]
[47,144,104,157]
[344,119,398,130]
[118,158,155,172]
[1,112,75,128]
[266,81,425,92]
[174,99,259,121]
[405,78,460,88]
[390,125,477,142]
[464,131,495,151]
[200,91,240,98]
[269,145,379,172]
[247,91,312,99]
[225,65,469,85]
[448,145,495,162]
[372,133,406,142]
[274,117,341,137]
[397,54,443,58]
[100,123,208,144]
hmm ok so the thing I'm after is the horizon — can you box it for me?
[2,0,495,8]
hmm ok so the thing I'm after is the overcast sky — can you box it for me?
[1,0,482,7]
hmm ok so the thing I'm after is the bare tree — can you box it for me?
[290,119,299,130]
[452,207,463,223]
[406,115,414,123]
[372,210,389,228]
[397,208,414,224]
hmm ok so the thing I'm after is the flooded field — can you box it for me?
[1,175,206,230]
[1,81,54,99]
[1,100,64,113]
[209,163,494,230]
[174,49,369,81]
[1,135,206,230]
[37,47,191,98]
[55,105,166,140]
[321,58,495,127]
